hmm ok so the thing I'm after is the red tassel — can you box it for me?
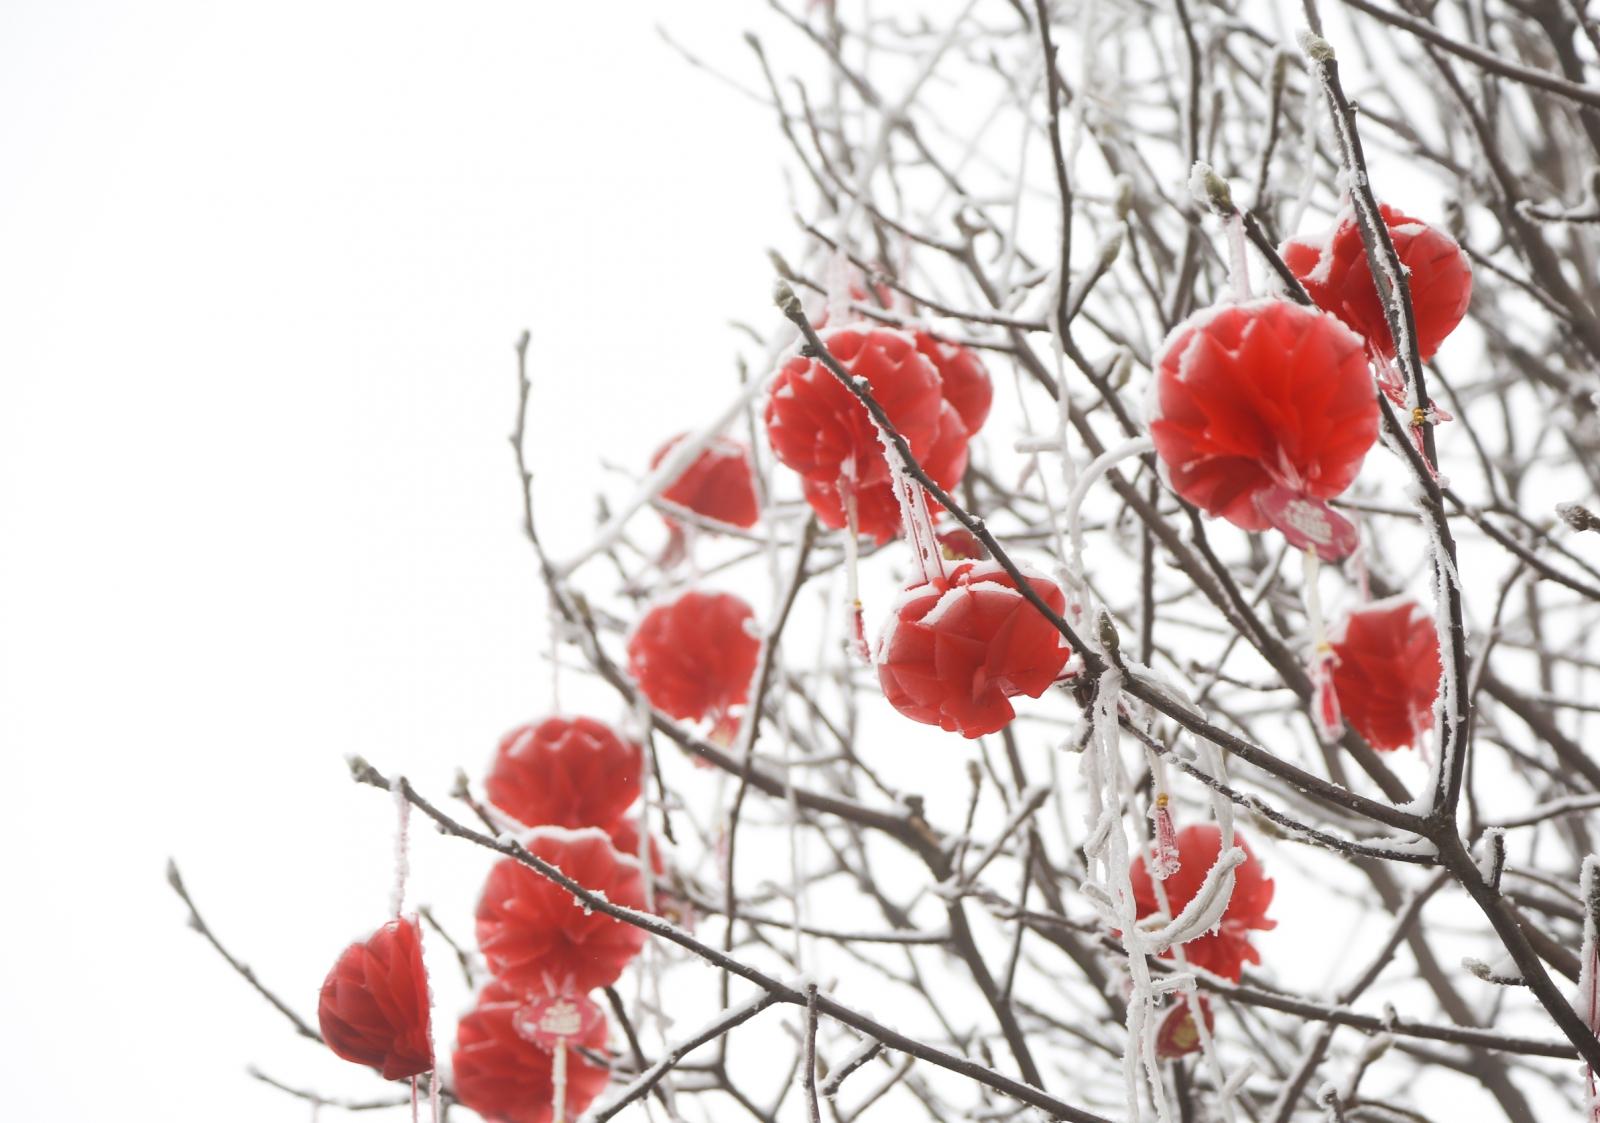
[1150,795,1181,882]
[1312,645,1343,743]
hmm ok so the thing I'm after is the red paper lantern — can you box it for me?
[915,332,994,434]
[1130,823,1276,982]
[1281,204,1471,362]
[452,979,610,1123]
[801,400,970,544]
[607,815,664,876]
[649,434,760,530]
[876,560,1071,738]
[486,717,642,831]
[476,828,649,995]
[627,589,760,728]
[1148,298,1377,560]
[317,916,434,1080]
[765,325,944,488]
[1328,598,1442,751]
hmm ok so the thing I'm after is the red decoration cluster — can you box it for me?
[1129,823,1276,982]
[457,714,661,1121]
[649,433,761,530]
[1149,298,1378,560]
[628,588,760,732]
[1327,598,1442,751]
[765,323,994,542]
[317,917,434,1080]
[1281,205,1471,363]
[876,560,1072,738]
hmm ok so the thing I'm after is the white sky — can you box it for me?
[0,3,789,1118]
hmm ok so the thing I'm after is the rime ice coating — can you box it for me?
[1129,823,1276,982]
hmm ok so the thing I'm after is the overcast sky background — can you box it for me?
[0,3,792,1118]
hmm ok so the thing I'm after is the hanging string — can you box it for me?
[390,779,411,919]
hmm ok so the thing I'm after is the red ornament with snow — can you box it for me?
[1148,298,1377,560]
[1130,823,1276,982]
[475,828,649,995]
[876,560,1071,738]
[1327,598,1442,751]
[1281,205,1471,362]
[627,589,759,732]
[765,325,944,488]
[453,979,610,1123]
[317,916,434,1080]
[1155,995,1215,1059]
[486,717,641,831]
[936,526,986,561]
[649,434,760,530]
[915,332,994,434]
[802,400,970,544]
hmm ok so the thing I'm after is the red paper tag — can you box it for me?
[512,994,605,1051]
[1254,486,1359,562]
[1312,647,1343,742]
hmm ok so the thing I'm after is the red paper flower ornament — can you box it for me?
[1129,823,1276,982]
[627,589,760,733]
[475,828,648,995]
[317,916,434,1080]
[1281,204,1471,363]
[802,400,970,543]
[649,434,760,530]
[453,979,610,1123]
[1149,298,1377,560]
[915,332,994,434]
[876,560,1071,738]
[486,716,641,831]
[1327,598,1442,751]
[765,325,944,490]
